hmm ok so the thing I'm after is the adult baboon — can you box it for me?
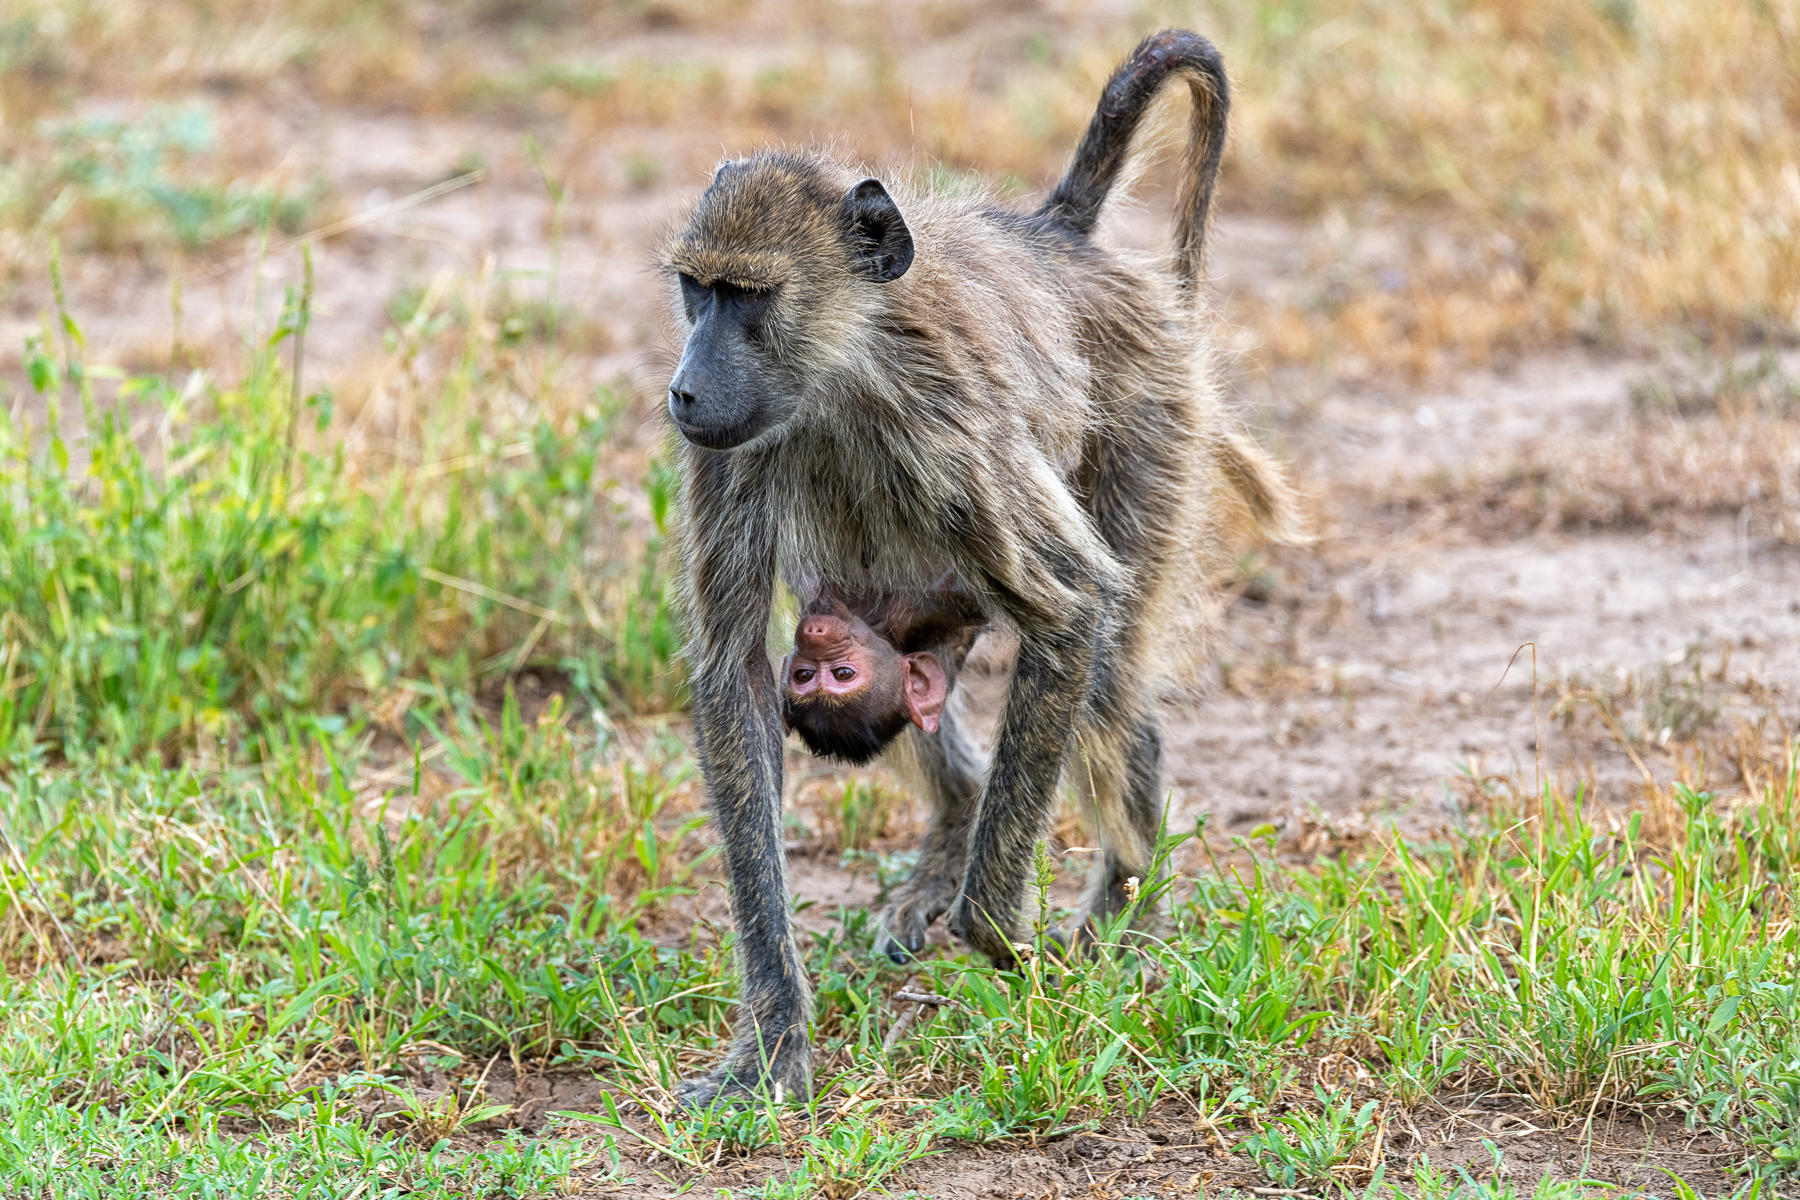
[661,29,1302,1105]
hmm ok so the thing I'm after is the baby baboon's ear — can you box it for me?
[842,178,914,282]
[900,651,948,734]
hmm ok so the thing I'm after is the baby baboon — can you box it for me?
[662,28,1304,1105]
[781,581,986,765]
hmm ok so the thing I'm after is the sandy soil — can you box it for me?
[1184,346,1800,844]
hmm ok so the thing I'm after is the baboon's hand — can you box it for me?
[945,894,1024,966]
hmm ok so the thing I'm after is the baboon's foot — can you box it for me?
[673,1041,811,1111]
[945,894,1026,967]
[874,871,962,963]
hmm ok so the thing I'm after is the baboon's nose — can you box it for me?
[797,617,847,656]
[668,384,698,417]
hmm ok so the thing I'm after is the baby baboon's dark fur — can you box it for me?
[660,29,1303,1106]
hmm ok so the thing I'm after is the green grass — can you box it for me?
[5,729,1792,1194]
[2,302,1796,1197]
[2,267,680,761]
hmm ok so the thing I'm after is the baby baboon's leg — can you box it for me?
[876,686,986,961]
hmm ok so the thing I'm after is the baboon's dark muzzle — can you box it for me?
[667,328,771,450]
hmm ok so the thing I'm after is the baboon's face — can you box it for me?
[664,157,913,452]
[667,275,785,450]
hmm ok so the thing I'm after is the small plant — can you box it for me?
[1240,1085,1382,1192]
[745,1121,935,1200]
[825,777,897,854]
[373,1083,513,1145]
[1641,646,1720,745]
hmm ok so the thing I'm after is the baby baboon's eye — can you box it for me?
[831,666,856,682]
[793,667,815,684]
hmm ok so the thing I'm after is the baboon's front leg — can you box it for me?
[673,462,810,1108]
[946,613,1100,962]
[875,689,986,962]
[675,655,810,1107]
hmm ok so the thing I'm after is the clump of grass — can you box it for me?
[0,272,682,759]
[814,776,900,855]
[1240,1084,1383,1191]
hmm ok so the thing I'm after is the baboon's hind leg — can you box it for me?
[1072,703,1165,945]
[875,687,986,962]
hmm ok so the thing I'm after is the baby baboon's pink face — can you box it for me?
[782,605,949,741]
[787,611,879,698]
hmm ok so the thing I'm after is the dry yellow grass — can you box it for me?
[1382,413,1800,541]
[1191,0,1800,368]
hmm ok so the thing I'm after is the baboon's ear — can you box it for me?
[900,651,948,734]
[842,178,914,282]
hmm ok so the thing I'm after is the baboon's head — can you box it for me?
[662,153,913,451]
[780,596,947,764]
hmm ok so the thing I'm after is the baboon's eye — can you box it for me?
[677,273,705,318]
[793,667,815,684]
[831,666,856,682]
[716,280,777,317]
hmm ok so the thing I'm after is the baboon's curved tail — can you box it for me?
[1045,33,1304,547]
[1039,29,1230,299]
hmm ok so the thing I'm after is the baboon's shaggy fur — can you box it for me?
[661,29,1303,1106]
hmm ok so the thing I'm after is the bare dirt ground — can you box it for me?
[1188,344,1800,844]
[9,19,1799,1195]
